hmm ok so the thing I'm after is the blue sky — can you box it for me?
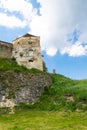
[0,0,87,79]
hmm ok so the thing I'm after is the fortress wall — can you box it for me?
[12,35,43,71]
[0,34,43,71]
[0,41,13,58]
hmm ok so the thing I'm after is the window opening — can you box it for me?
[29,59,33,62]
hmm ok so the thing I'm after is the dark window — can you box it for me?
[28,41,32,44]
[20,52,23,57]
[29,49,33,51]
[15,51,18,53]
[29,59,33,62]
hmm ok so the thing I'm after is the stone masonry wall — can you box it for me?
[12,35,43,71]
[0,41,13,58]
[0,34,43,71]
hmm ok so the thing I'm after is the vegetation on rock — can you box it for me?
[0,58,87,112]
[0,57,41,73]
[0,58,87,130]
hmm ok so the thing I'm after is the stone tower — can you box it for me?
[12,33,43,71]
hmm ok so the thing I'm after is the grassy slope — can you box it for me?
[0,111,87,130]
[31,74,87,111]
[0,58,87,130]
[0,58,87,111]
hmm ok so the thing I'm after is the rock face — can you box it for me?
[0,71,52,107]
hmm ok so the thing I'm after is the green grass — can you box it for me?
[0,57,41,73]
[29,74,87,111]
[66,80,87,101]
[0,58,87,111]
[0,111,87,130]
[0,58,87,129]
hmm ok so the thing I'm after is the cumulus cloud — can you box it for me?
[61,42,87,57]
[0,0,87,57]
[0,0,37,28]
[1,0,37,20]
[30,0,87,57]
[0,13,26,28]
[46,47,58,56]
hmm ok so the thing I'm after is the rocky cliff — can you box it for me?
[0,70,52,109]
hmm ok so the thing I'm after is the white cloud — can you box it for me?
[0,0,37,20]
[30,0,87,57]
[46,47,58,56]
[0,0,87,57]
[61,42,87,57]
[0,0,37,28]
[0,13,26,28]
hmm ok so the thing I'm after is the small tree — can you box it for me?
[43,61,47,72]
